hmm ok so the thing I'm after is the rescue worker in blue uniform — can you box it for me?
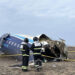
[20,38,30,72]
[31,37,43,70]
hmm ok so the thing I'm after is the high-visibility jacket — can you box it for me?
[31,41,42,55]
[20,42,30,56]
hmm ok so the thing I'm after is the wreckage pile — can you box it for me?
[39,34,68,61]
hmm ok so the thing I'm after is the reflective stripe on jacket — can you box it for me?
[22,66,28,69]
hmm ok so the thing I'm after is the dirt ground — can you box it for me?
[0,49,75,75]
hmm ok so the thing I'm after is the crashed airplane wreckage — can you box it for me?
[0,33,68,61]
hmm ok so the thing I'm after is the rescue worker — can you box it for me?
[31,37,43,71]
[20,38,30,72]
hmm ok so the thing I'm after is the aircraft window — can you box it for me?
[17,44,20,48]
[9,41,12,44]
[14,43,17,46]
[11,42,14,45]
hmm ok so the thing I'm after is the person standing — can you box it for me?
[20,38,30,72]
[31,37,43,71]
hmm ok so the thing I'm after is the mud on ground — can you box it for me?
[0,49,75,75]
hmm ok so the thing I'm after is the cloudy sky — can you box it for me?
[0,0,75,46]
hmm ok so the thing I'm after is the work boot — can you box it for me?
[22,69,28,72]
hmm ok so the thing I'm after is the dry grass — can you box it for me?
[0,46,75,75]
